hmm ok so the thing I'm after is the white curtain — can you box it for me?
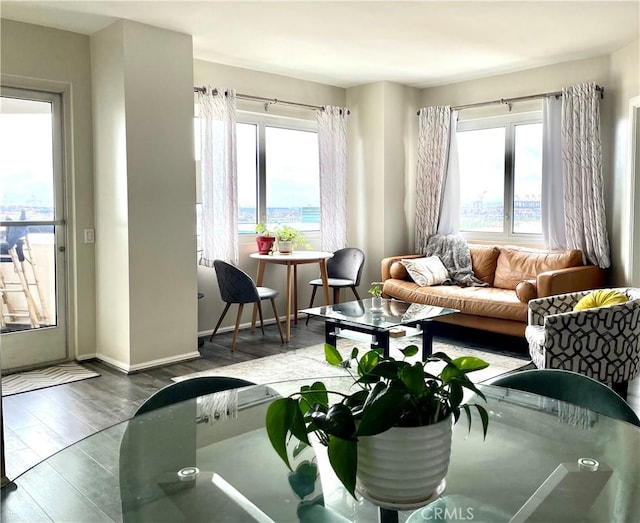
[317,106,348,252]
[541,96,566,249]
[415,106,452,253]
[436,110,460,235]
[561,83,610,268]
[198,87,238,266]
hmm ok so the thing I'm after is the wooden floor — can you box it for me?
[2,320,639,483]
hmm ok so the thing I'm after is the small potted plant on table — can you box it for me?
[275,225,309,254]
[266,345,489,506]
[368,281,384,312]
[255,223,275,254]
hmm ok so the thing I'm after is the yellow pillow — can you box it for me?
[574,290,628,311]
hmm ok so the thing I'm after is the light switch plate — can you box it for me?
[84,228,95,244]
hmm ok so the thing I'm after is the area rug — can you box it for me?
[1,362,100,396]
[174,338,530,385]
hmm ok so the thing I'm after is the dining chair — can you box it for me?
[134,376,255,416]
[122,376,256,519]
[486,369,640,427]
[211,259,284,349]
[306,247,365,324]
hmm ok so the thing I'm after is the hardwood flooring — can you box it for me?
[2,320,639,483]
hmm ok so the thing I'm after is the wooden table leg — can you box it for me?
[319,260,330,305]
[293,264,298,325]
[285,263,293,342]
[252,261,266,330]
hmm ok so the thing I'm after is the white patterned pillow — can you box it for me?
[401,256,449,287]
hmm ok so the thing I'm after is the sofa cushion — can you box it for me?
[469,246,500,285]
[401,256,449,286]
[493,247,583,290]
[382,280,528,322]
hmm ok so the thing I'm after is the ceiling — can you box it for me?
[2,1,639,88]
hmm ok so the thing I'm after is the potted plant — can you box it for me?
[266,345,489,505]
[255,223,275,254]
[275,225,309,254]
[368,281,384,311]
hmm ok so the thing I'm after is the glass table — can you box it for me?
[301,298,458,359]
[1,379,638,523]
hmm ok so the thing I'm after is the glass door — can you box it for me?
[0,88,67,371]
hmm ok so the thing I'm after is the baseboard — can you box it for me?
[96,351,201,374]
[198,316,284,338]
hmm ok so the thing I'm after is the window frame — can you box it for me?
[236,111,320,236]
[456,111,543,244]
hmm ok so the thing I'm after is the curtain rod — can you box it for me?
[194,86,344,113]
[417,85,605,115]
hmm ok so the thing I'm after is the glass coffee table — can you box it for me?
[301,298,458,360]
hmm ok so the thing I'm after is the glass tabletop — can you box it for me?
[1,378,638,523]
[300,298,458,330]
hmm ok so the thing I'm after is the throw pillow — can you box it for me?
[574,289,628,311]
[515,280,538,303]
[401,256,449,287]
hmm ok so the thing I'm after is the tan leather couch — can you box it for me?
[381,245,606,337]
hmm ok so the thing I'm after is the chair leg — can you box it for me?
[306,286,318,325]
[333,287,340,305]
[231,304,244,351]
[271,298,285,343]
[351,287,361,301]
[257,302,265,335]
[210,303,231,341]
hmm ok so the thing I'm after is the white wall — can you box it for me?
[92,21,198,370]
[0,19,96,360]
[346,82,420,291]
[608,39,640,285]
[91,22,130,366]
[193,60,346,336]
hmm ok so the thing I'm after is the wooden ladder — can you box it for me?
[0,236,50,329]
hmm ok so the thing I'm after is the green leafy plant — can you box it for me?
[368,282,383,298]
[266,345,489,498]
[255,222,272,237]
[275,225,310,249]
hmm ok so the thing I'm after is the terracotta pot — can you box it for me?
[256,235,275,254]
[356,417,452,507]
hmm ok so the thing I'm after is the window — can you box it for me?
[195,112,319,245]
[237,114,319,234]
[457,112,543,240]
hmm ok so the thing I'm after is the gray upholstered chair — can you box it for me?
[134,376,255,416]
[307,247,365,310]
[487,369,640,426]
[525,288,640,399]
[211,260,284,349]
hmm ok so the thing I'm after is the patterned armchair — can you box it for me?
[526,288,640,399]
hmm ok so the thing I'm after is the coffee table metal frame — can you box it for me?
[302,298,458,361]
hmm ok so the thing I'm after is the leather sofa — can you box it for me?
[381,245,606,337]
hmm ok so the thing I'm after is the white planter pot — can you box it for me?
[278,240,293,254]
[356,417,452,507]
